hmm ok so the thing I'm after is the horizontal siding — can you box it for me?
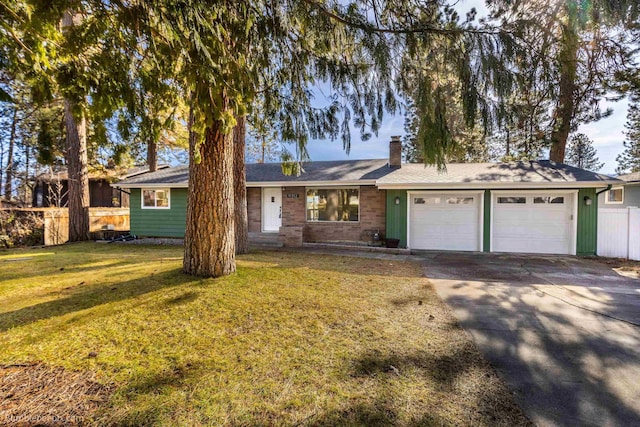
[130,188,187,237]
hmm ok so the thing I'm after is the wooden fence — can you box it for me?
[1,208,130,246]
[597,207,640,260]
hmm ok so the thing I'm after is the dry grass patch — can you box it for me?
[596,257,640,279]
[0,243,530,426]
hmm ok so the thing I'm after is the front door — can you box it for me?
[262,188,282,232]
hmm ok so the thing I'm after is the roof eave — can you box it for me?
[113,179,379,189]
[375,181,621,190]
[111,182,189,189]
[247,180,378,187]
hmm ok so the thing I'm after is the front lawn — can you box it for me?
[0,243,529,426]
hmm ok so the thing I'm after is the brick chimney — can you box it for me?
[389,136,402,168]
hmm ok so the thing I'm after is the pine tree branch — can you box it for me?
[0,20,32,55]
[301,0,507,36]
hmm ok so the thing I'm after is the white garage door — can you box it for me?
[409,193,481,251]
[492,192,575,255]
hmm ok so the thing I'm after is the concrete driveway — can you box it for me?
[421,252,640,427]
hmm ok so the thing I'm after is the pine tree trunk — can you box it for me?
[23,137,29,203]
[505,127,511,157]
[64,99,90,241]
[183,105,236,277]
[147,139,157,172]
[549,9,579,163]
[4,108,16,200]
[234,116,249,255]
[0,129,4,195]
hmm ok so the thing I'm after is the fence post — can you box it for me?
[629,207,640,261]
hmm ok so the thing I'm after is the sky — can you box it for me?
[301,0,631,176]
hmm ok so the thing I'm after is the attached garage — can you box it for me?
[379,161,619,256]
[408,192,483,251]
[491,191,577,255]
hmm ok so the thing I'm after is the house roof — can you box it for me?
[375,160,621,189]
[112,159,621,189]
[618,171,640,183]
[36,165,170,182]
[113,159,392,188]
[246,159,391,186]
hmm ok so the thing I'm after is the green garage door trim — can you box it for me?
[483,189,491,252]
[388,188,599,255]
[130,188,188,237]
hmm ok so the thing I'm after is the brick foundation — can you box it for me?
[279,225,304,247]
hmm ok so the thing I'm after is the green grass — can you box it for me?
[0,243,529,426]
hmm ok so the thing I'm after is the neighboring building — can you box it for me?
[597,171,640,209]
[32,165,169,208]
[113,139,620,256]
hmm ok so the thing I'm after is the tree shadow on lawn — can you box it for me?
[0,258,144,284]
[245,249,420,278]
[97,338,521,426]
[96,361,200,426]
[293,402,451,427]
[346,343,529,426]
[0,243,181,284]
[0,268,195,332]
[352,342,482,388]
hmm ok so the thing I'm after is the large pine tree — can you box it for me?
[2,1,137,237]
[488,0,639,163]
[565,133,603,171]
[617,99,640,174]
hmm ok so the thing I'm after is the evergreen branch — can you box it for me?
[0,20,33,55]
[0,0,20,22]
[301,0,508,36]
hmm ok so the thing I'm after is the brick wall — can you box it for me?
[247,187,262,232]
[280,185,386,243]
[280,225,304,247]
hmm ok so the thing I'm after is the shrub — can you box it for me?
[0,210,45,247]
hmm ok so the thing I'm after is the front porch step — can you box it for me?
[249,232,283,248]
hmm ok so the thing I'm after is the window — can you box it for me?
[306,188,359,221]
[534,196,565,204]
[605,187,624,204]
[447,197,474,205]
[497,196,526,204]
[414,197,441,205]
[142,189,170,209]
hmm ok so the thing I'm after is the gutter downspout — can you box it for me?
[596,184,612,196]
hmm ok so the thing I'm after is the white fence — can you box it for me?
[598,207,640,260]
